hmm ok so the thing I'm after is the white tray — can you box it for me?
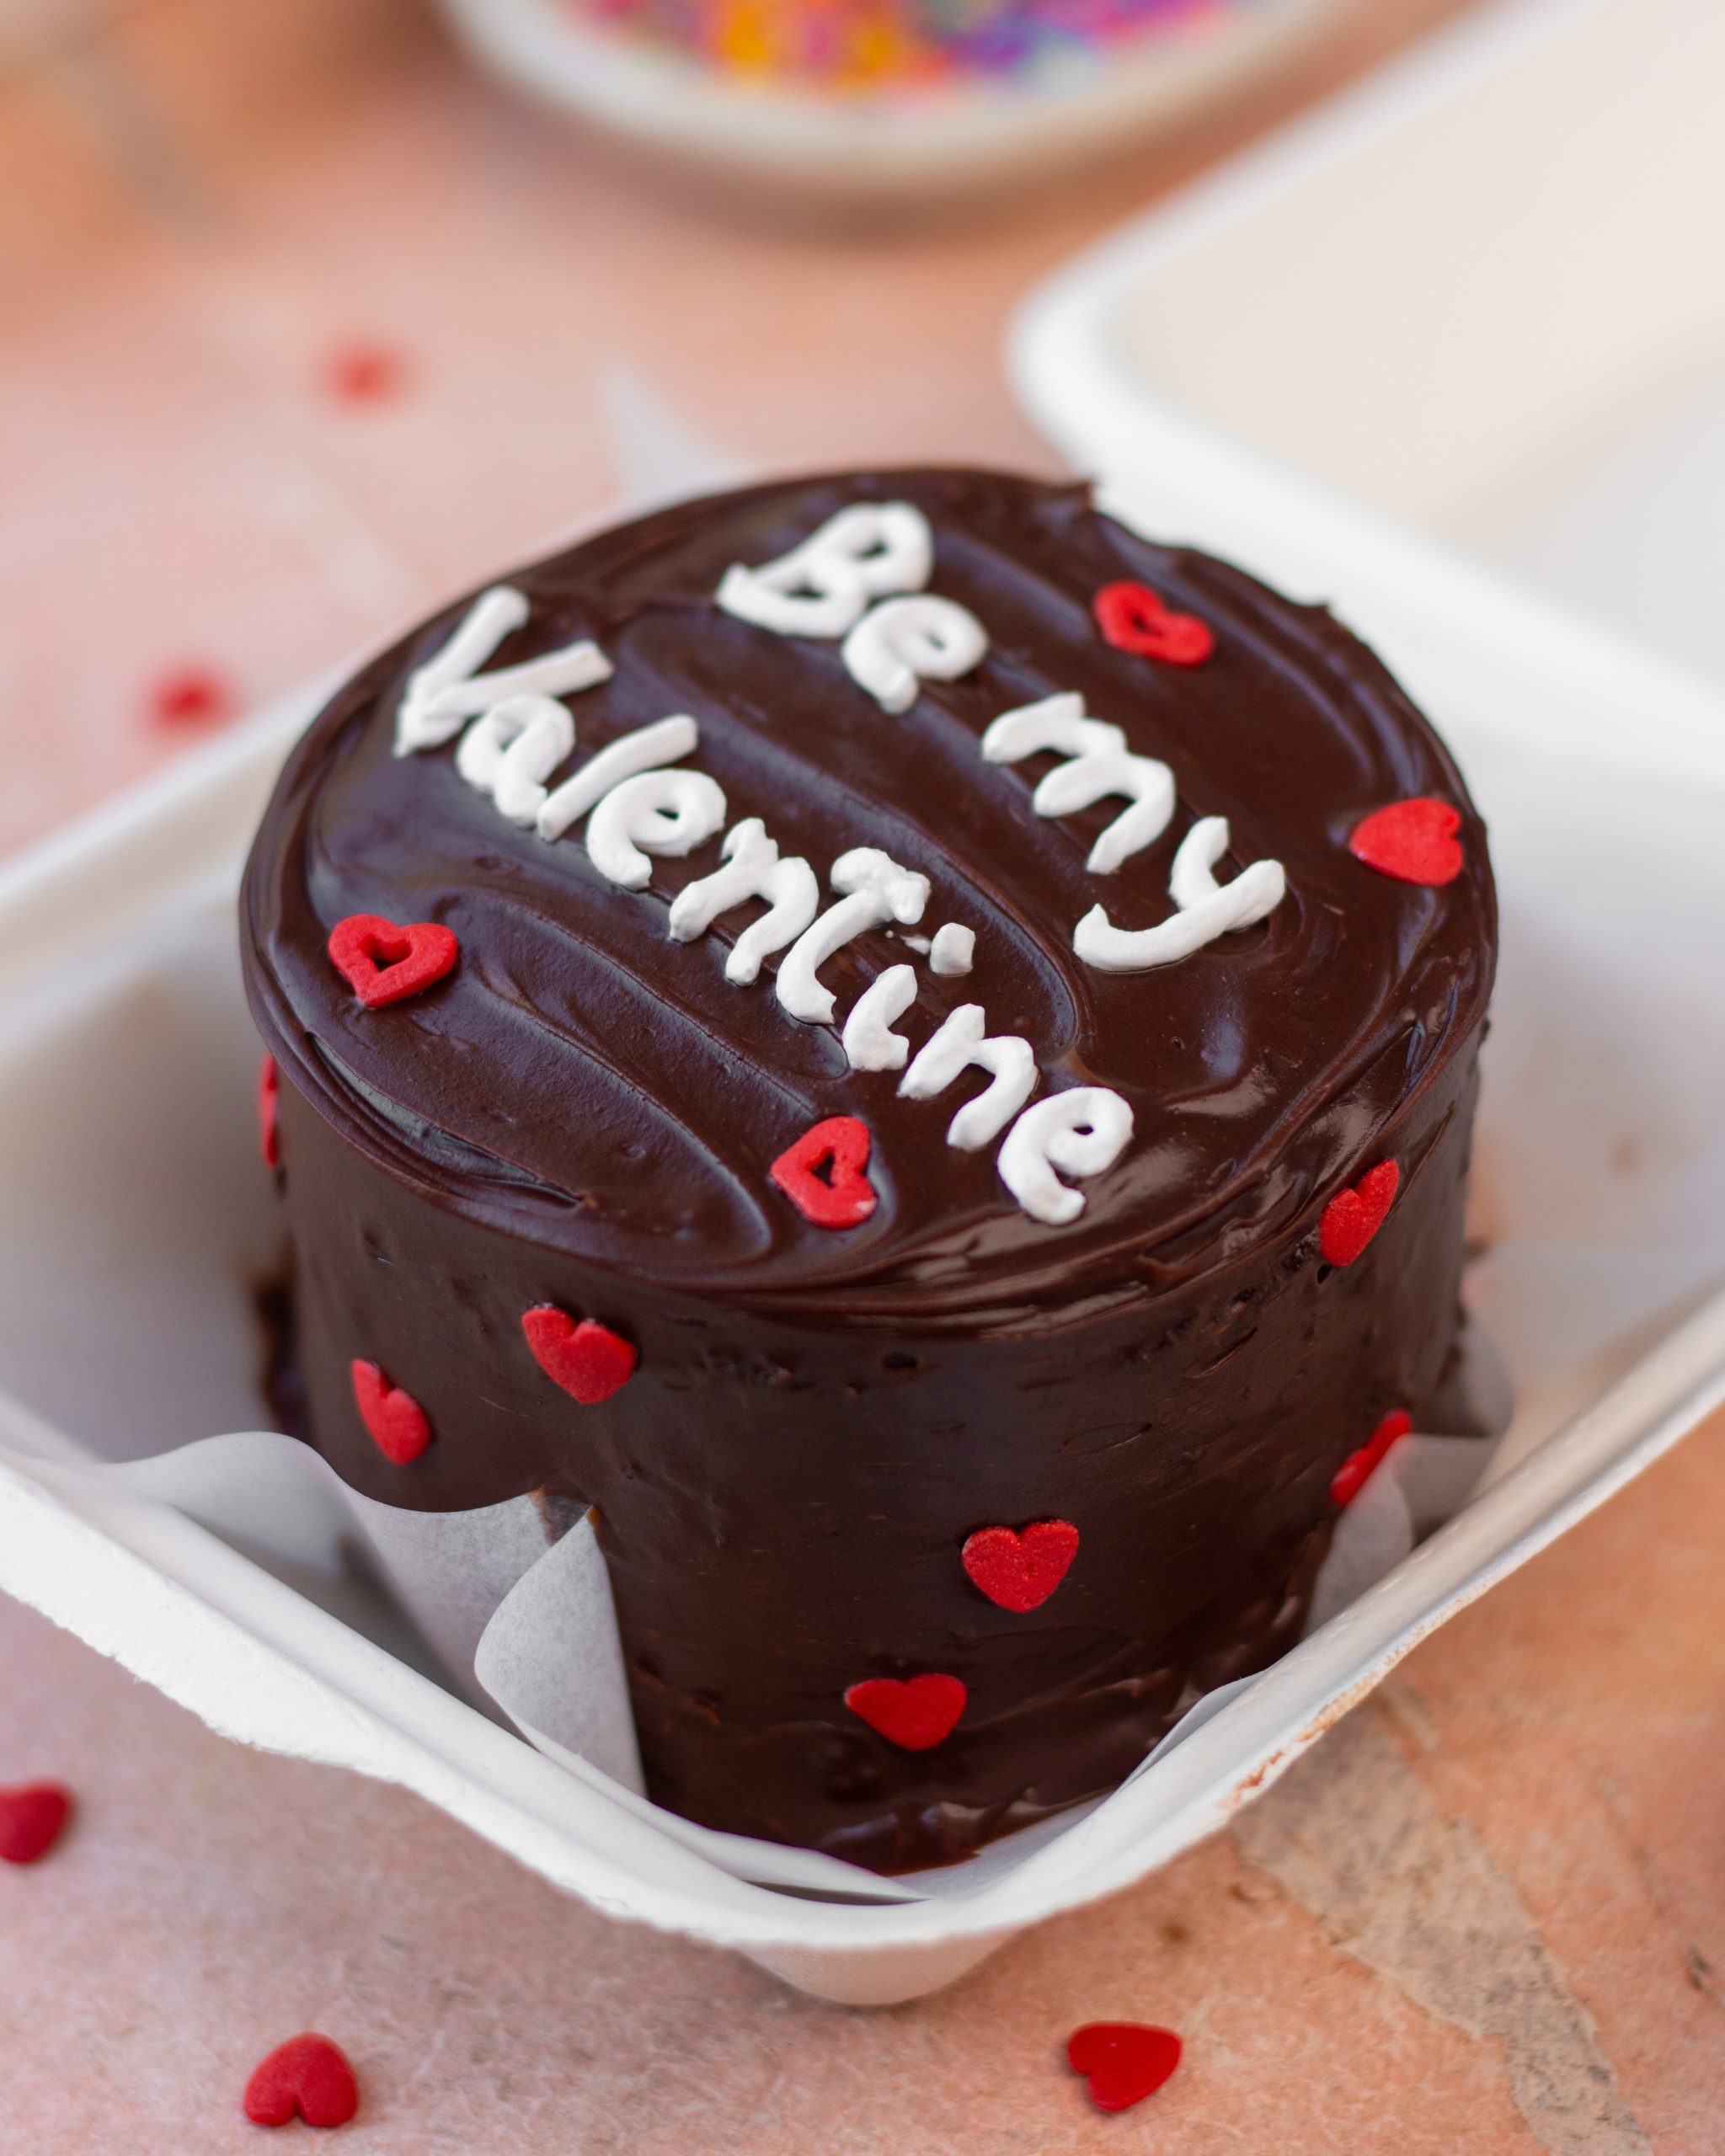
[1010,0,1725,694]
[6,481,1725,2003]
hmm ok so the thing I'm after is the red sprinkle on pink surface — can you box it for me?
[1065,2022,1183,2113]
[0,1782,73,1865]
[243,2034,360,2129]
[320,342,409,408]
[147,666,234,730]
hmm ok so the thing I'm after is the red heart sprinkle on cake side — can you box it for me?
[1066,2023,1183,2113]
[1348,798,1464,885]
[844,1673,967,1751]
[1092,581,1215,667]
[258,1054,280,1169]
[1331,1407,1413,1508]
[350,1360,431,1465]
[243,2033,360,2129]
[1319,1160,1400,1267]
[521,1307,638,1404]
[0,1782,72,1865]
[327,914,458,1009]
[961,1520,1080,1613]
[770,1116,878,1230]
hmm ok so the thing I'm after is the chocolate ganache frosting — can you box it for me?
[242,467,1495,1872]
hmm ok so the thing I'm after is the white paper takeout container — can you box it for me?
[7,472,1725,2000]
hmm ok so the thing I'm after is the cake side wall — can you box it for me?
[269,1033,1480,1871]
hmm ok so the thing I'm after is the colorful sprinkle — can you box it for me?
[961,1519,1079,1612]
[243,2034,360,2129]
[1348,798,1464,887]
[1065,2022,1183,2113]
[326,914,458,1009]
[0,1782,72,1865]
[1319,1160,1399,1267]
[521,1307,638,1405]
[770,1115,878,1230]
[1331,1407,1413,1508]
[350,1359,431,1466]
[1092,580,1215,667]
[844,1673,966,1750]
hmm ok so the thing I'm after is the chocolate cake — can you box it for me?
[241,468,1496,1873]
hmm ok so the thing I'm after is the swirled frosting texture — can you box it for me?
[244,471,1493,1323]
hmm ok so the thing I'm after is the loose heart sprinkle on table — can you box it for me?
[1092,580,1215,666]
[1348,797,1464,886]
[147,663,235,731]
[844,1673,967,1750]
[1319,1160,1400,1267]
[770,1115,878,1230]
[0,1782,73,1865]
[521,1307,638,1404]
[243,2033,360,2129]
[327,913,458,1008]
[961,1520,1079,1612]
[350,1359,431,1465]
[1066,2022,1183,2113]
[1332,1406,1413,1508]
[258,1054,280,1169]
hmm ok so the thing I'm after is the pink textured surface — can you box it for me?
[11,0,1725,2148]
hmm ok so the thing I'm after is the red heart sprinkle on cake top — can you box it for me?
[522,1307,638,1404]
[1066,2023,1183,2113]
[961,1520,1079,1612]
[243,2034,360,2129]
[322,341,409,408]
[0,1782,72,1865]
[770,1116,878,1230]
[1348,798,1464,885]
[1092,581,1215,666]
[1332,1407,1413,1508]
[350,1360,431,1465]
[258,1054,280,1169]
[844,1673,966,1751]
[327,914,458,1009]
[1319,1160,1400,1267]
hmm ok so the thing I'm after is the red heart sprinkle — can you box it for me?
[350,1359,431,1465]
[258,1054,280,1169]
[327,913,458,1009]
[1331,1407,1413,1508]
[771,1115,878,1230]
[0,1782,72,1865]
[1348,797,1464,886]
[844,1673,966,1751]
[1066,2023,1183,2114]
[321,341,409,408]
[521,1306,638,1404]
[1319,1159,1400,1267]
[243,2033,360,2128]
[147,664,234,730]
[1093,581,1215,666]
[961,1520,1079,1613]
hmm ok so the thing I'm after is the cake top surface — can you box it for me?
[243,467,1494,1324]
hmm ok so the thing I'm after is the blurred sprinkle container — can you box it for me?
[436,0,1356,207]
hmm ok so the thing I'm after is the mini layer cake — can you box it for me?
[242,468,1496,1872]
